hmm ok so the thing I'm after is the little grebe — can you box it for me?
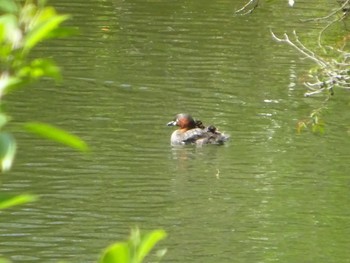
[167,113,229,146]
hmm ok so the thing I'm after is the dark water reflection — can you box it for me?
[1,0,350,262]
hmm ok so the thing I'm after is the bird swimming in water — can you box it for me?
[167,113,229,146]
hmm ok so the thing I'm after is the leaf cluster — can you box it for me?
[99,229,167,263]
[0,0,70,95]
[0,3,166,263]
[0,0,86,173]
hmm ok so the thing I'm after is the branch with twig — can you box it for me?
[302,0,350,22]
[300,0,350,47]
[237,1,350,133]
[271,30,350,97]
[235,0,260,15]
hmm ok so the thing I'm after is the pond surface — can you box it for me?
[1,0,350,262]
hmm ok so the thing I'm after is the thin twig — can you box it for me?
[271,29,350,97]
[304,89,325,97]
[318,17,340,48]
[301,0,350,22]
[270,29,328,67]
[235,0,259,15]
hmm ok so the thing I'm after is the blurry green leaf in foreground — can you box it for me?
[0,113,8,129]
[0,194,37,210]
[0,72,23,97]
[135,228,167,263]
[99,229,167,263]
[18,58,61,81]
[0,0,18,14]
[0,132,16,172]
[25,122,88,152]
[23,7,70,53]
[100,243,131,263]
[0,257,11,263]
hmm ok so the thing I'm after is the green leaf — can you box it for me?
[0,194,37,210]
[0,75,24,95]
[0,113,9,129]
[156,248,167,258]
[0,14,21,48]
[0,72,23,95]
[0,0,18,14]
[99,242,131,263]
[136,230,167,263]
[24,122,89,152]
[0,257,11,263]
[296,120,307,134]
[37,0,48,8]
[0,132,16,172]
[312,122,325,134]
[45,26,79,39]
[23,9,69,53]
[18,58,61,80]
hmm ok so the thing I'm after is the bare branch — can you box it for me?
[235,0,259,15]
[271,29,350,97]
[304,89,325,97]
[317,18,340,47]
[302,0,350,22]
[270,29,328,67]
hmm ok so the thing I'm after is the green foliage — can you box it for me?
[296,107,326,135]
[0,0,86,172]
[99,229,167,263]
[0,194,37,210]
[25,122,89,152]
[22,8,70,54]
[0,258,11,263]
[0,0,70,95]
[0,0,18,14]
[0,3,166,263]
[0,132,16,172]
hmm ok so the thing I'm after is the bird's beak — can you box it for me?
[167,120,177,126]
